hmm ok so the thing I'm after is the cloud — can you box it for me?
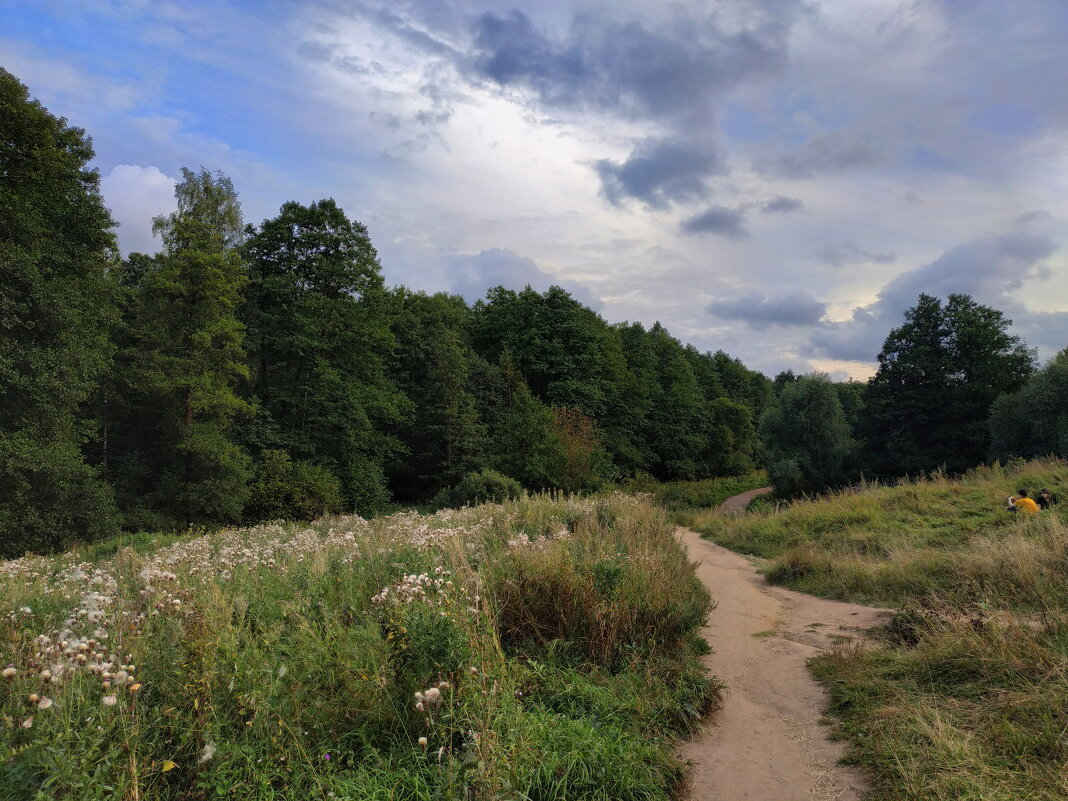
[99,164,177,254]
[757,130,889,179]
[810,228,1060,362]
[467,8,790,120]
[680,205,748,239]
[815,241,895,266]
[596,139,720,209]
[445,247,601,309]
[707,291,827,328]
[760,195,803,214]
[465,6,795,207]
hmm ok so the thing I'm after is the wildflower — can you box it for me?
[37,697,53,711]
[324,753,331,761]
[2,667,15,679]
[199,741,216,763]
[28,694,38,703]
[424,687,441,705]
[102,694,117,707]
[418,736,428,747]
[129,683,142,692]
[21,717,33,729]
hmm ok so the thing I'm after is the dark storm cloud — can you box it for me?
[815,241,895,266]
[707,291,827,328]
[468,9,790,119]
[680,205,748,239]
[760,195,803,214]
[464,6,796,207]
[596,139,721,209]
[810,229,1060,362]
[446,247,602,310]
[757,131,888,179]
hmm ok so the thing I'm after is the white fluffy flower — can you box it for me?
[37,697,53,711]
[199,741,216,763]
[102,694,117,707]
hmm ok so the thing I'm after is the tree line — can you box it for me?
[762,293,1066,497]
[1,69,773,554]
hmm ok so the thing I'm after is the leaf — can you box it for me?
[161,760,178,773]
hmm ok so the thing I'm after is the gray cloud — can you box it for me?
[761,195,803,214]
[466,6,795,207]
[680,205,748,239]
[757,131,888,179]
[810,229,1060,362]
[596,139,720,210]
[707,291,827,328]
[446,247,601,309]
[815,241,895,266]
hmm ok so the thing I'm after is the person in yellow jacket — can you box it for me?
[1008,490,1040,514]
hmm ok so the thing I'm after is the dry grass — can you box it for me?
[697,458,1068,800]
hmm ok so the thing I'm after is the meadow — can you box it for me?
[0,493,718,801]
[694,459,1068,801]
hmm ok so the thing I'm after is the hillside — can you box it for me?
[0,494,717,800]
[695,459,1068,801]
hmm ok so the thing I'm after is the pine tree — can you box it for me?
[112,168,250,526]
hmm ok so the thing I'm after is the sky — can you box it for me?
[4,0,1068,379]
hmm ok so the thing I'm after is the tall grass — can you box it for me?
[0,493,718,800]
[696,458,1068,800]
[694,459,1068,607]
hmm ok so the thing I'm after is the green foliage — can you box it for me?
[0,493,717,800]
[0,68,120,555]
[434,468,522,508]
[760,374,855,497]
[638,471,769,512]
[387,290,486,500]
[242,199,403,514]
[861,293,1035,478]
[244,450,343,522]
[109,168,251,527]
[989,348,1068,461]
[702,459,1068,801]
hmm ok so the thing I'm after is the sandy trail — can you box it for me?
[679,490,892,801]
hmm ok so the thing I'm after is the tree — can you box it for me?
[242,199,404,513]
[387,290,486,500]
[760,374,854,497]
[0,69,119,554]
[860,293,1034,477]
[111,168,251,526]
[989,348,1068,461]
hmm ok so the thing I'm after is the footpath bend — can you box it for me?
[679,489,891,801]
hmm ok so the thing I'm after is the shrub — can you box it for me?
[244,449,343,522]
[435,468,522,508]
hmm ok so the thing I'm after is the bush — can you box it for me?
[435,468,523,508]
[244,450,343,522]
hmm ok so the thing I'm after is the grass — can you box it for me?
[0,493,720,800]
[694,458,1068,801]
[691,459,1068,607]
[623,471,768,525]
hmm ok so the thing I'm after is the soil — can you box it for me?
[678,489,892,800]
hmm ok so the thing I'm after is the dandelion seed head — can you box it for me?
[418,736,427,747]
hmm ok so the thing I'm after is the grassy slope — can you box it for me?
[0,494,718,801]
[624,471,768,524]
[694,459,1068,801]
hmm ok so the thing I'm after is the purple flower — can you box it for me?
[324,753,331,761]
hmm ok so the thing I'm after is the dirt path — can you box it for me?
[678,494,892,801]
